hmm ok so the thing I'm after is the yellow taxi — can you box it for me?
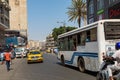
[46,49,51,53]
[27,50,43,64]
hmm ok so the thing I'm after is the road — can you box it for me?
[0,53,97,80]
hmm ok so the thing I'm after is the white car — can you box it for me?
[15,47,27,58]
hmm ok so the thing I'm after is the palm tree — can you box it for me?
[67,0,87,28]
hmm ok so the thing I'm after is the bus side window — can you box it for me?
[80,31,86,45]
[72,35,77,51]
[91,28,97,41]
[69,36,75,51]
[77,33,81,45]
[64,37,68,50]
[59,40,64,51]
[68,37,70,51]
[86,30,90,42]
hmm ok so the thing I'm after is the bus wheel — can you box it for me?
[78,58,85,72]
[61,56,65,66]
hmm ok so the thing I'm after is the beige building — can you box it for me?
[9,0,28,37]
[46,34,55,51]
[28,40,41,50]
[28,40,46,50]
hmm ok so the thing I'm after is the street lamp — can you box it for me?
[57,21,66,32]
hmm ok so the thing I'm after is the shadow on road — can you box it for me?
[56,62,97,77]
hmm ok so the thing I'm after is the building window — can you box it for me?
[0,7,3,14]
[97,0,104,10]
[88,18,94,24]
[88,0,94,15]
[1,17,4,24]
[109,0,119,5]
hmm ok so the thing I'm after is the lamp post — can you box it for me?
[57,21,66,32]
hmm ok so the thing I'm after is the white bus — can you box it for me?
[57,19,120,72]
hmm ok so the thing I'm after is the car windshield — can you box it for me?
[15,48,23,52]
[30,51,40,54]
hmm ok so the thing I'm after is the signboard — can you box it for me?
[109,2,120,19]
[5,37,18,45]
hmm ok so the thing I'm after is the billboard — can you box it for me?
[109,2,120,19]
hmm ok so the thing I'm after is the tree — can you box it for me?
[67,0,87,28]
[52,26,76,41]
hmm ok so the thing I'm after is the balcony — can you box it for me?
[0,0,11,10]
[0,21,8,30]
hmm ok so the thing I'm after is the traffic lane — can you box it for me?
[10,53,96,80]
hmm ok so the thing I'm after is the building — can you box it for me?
[39,41,46,51]
[28,40,41,50]
[9,0,28,41]
[87,0,120,24]
[0,0,11,45]
[46,34,56,52]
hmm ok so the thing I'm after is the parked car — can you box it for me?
[27,50,43,64]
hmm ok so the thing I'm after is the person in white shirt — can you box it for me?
[107,42,120,80]
[0,49,4,64]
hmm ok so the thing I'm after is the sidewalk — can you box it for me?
[0,58,21,80]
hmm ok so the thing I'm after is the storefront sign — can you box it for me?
[97,9,104,15]
[109,2,120,19]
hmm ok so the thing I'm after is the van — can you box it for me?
[15,47,27,58]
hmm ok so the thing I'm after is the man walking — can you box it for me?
[4,49,11,71]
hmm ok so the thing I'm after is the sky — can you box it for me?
[27,0,78,42]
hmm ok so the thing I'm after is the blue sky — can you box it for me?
[27,0,78,41]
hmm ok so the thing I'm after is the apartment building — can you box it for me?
[46,34,55,52]
[87,0,120,24]
[0,0,11,45]
[9,0,28,38]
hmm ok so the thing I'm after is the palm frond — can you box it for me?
[67,0,87,27]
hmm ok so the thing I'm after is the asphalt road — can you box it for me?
[0,53,97,80]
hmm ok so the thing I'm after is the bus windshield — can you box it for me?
[104,22,120,40]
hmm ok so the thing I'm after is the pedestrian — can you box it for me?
[9,48,14,64]
[4,49,11,72]
[0,49,4,65]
